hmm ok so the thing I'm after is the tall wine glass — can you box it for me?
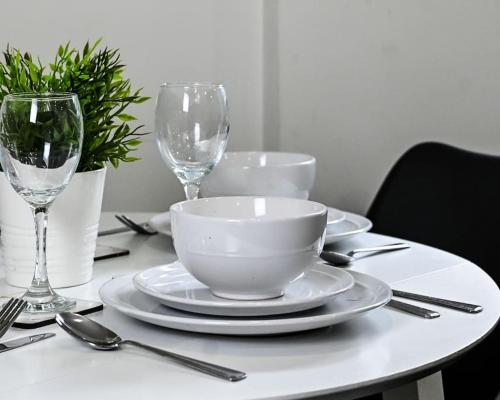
[0,93,83,313]
[155,82,229,200]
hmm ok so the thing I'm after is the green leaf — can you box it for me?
[134,96,150,104]
[20,68,27,86]
[117,113,137,122]
[83,41,89,56]
[28,61,39,83]
[125,139,142,146]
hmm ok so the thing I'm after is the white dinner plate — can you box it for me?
[149,207,346,237]
[133,260,355,317]
[99,270,391,336]
[324,212,373,244]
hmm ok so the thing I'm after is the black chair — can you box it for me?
[365,142,500,399]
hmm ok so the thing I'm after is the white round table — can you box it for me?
[0,212,498,400]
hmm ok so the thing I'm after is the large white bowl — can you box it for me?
[200,152,316,199]
[170,196,327,300]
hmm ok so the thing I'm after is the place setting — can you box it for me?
[91,84,395,337]
[0,80,394,386]
[99,195,393,336]
[0,82,394,356]
[0,80,477,337]
[0,74,489,390]
[1,12,499,400]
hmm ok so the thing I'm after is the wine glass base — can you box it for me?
[23,294,76,314]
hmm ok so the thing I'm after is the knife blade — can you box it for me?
[0,333,55,353]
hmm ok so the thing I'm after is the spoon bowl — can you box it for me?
[321,243,410,266]
[56,312,121,350]
[320,251,354,265]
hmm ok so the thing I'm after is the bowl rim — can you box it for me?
[218,151,316,169]
[160,82,224,88]
[170,196,327,223]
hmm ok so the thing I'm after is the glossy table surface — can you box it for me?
[0,212,498,400]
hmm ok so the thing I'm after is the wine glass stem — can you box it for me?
[183,182,200,200]
[25,206,55,299]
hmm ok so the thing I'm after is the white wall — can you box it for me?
[0,0,264,211]
[272,0,500,214]
[2,1,500,214]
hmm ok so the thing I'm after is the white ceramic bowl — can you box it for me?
[200,152,316,199]
[170,196,327,300]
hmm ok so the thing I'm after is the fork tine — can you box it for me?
[1,298,24,320]
[122,215,153,235]
[10,299,27,323]
[115,215,135,231]
[0,299,27,338]
[0,298,23,327]
[120,215,146,232]
[114,214,156,235]
[114,215,137,232]
[120,215,157,235]
[0,298,15,320]
[0,298,17,324]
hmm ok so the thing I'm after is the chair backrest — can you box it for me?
[367,141,500,400]
[367,141,500,285]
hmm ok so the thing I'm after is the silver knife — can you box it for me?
[392,290,483,314]
[0,333,55,353]
[387,299,440,319]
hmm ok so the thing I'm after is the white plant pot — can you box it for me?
[0,168,106,288]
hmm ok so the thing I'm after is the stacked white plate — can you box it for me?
[148,207,372,245]
[99,259,391,336]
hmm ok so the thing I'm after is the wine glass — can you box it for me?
[155,82,229,200]
[0,93,83,313]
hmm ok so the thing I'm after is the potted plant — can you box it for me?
[0,39,149,287]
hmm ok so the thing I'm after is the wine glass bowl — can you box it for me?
[0,92,83,313]
[155,82,229,200]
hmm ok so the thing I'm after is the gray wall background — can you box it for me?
[0,0,264,212]
[2,0,500,214]
[272,0,500,214]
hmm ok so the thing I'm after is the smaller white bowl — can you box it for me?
[170,196,327,300]
[200,152,316,199]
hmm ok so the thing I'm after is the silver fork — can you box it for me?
[114,215,158,235]
[0,298,27,338]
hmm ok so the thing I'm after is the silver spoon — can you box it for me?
[321,242,410,266]
[55,312,246,382]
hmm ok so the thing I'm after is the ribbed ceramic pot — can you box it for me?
[0,168,106,288]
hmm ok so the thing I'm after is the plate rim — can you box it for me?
[132,260,355,312]
[326,207,346,224]
[324,211,373,242]
[99,270,391,330]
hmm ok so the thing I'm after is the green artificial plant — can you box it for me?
[0,39,150,171]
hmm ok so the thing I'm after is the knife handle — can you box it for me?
[387,299,440,319]
[122,340,246,382]
[392,290,483,313]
